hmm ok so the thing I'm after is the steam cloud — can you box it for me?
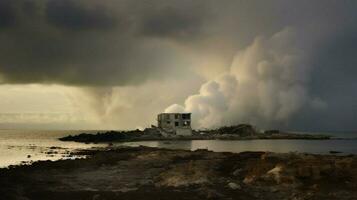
[166,28,326,129]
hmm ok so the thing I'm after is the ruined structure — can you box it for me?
[157,113,192,136]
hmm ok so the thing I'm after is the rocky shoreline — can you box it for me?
[59,125,331,144]
[1,146,356,200]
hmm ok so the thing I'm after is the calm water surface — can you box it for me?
[0,130,105,168]
[1,129,357,168]
[120,139,357,155]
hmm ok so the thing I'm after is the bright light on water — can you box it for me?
[0,130,105,168]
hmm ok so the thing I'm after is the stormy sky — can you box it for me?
[0,0,356,131]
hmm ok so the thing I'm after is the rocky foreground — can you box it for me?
[1,147,356,200]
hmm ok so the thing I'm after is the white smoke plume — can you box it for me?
[166,28,326,129]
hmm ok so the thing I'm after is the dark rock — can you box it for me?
[264,130,280,135]
[329,151,342,154]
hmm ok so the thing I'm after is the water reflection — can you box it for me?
[157,140,192,150]
[121,139,357,155]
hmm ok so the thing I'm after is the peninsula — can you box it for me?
[59,124,331,144]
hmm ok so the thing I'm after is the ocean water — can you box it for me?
[121,139,357,155]
[0,129,357,168]
[0,130,105,168]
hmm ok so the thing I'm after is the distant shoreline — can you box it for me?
[59,125,332,144]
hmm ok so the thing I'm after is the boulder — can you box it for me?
[266,165,284,183]
[232,168,243,176]
[243,176,255,185]
[227,182,241,190]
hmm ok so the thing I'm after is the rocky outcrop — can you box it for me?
[59,124,330,143]
[59,130,143,143]
[216,124,257,136]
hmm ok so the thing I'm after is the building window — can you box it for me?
[175,122,179,127]
[182,114,190,120]
[166,121,170,124]
[175,114,180,119]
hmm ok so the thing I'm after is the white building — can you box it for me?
[157,113,192,136]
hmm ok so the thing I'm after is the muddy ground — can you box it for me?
[0,146,356,200]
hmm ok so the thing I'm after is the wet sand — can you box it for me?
[1,146,356,200]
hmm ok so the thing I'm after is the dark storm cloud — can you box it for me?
[293,26,357,132]
[0,0,16,28]
[136,3,206,39]
[0,0,209,86]
[46,0,117,30]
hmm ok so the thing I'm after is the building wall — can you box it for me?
[157,113,191,135]
[175,128,192,136]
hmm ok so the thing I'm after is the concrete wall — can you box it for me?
[157,113,192,135]
[176,128,192,136]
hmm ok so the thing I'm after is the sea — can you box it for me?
[0,130,106,168]
[0,129,357,168]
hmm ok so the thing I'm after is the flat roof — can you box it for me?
[158,113,191,115]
